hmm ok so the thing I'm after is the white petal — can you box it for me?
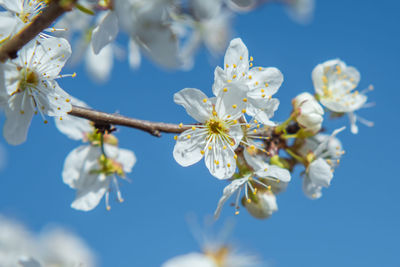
[128,38,141,69]
[255,165,291,183]
[224,38,249,76]
[35,37,72,78]
[314,127,345,157]
[173,129,207,167]
[0,0,22,13]
[19,258,42,267]
[62,145,98,188]
[302,176,322,199]
[55,97,92,140]
[71,174,109,211]
[348,112,358,134]
[247,67,283,97]
[173,88,212,123]
[307,158,333,188]
[0,12,18,41]
[212,66,227,96]
[91,11,119,54]
[85,43,113,83]
[137,24,182,69]
[204,136,237,179]
[191,0,221,20]
[245,191,278,219]
[247,97,279,125]
[215,82,248,119]
[115,148,136,173]
[3,94,34,145]
[214,177,248,219]
[162,253,215,267]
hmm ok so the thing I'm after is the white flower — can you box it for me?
[292,92,324,133]
[62,144,136,211]
[214,149,290,218]
[0,0,46,33]
[0,37,72,145]
[173,86,247,179]
[162,246,259,267]
[92,0,182,69]
[0,215,96,267]
[179,0,232,69]
[213,38,283,125]
[300,127,345,199]
[162,253,216,267]
[243,191,278,219]
[312,59,373,134]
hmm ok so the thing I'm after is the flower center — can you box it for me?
[204,247,229,267]
[11,68,39,96]
[20,67,39,89]
[206,117,228,136]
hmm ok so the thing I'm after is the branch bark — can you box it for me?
[69,105,189,137]
[0,0,76,63]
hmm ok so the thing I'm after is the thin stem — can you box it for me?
[69,105,190,137]
[0,0,77,62]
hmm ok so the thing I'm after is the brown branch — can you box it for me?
[0,0,77,63]
[69,105,189,137]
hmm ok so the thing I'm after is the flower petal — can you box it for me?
[303,176,322,199]
[3,94,34,145]
[215,82,248,119]
[173,129,207,167]
[173,88,212,123]
[214,177,248,219]
[55,97,92,140]
[307,158,333,187]
[91,11,119,54]
[162,253,215,267]
[85,43,113,83]
[247,67,283,97]
[128,38,141,69]
[35,37,72,79]
[115,148,136,173]
[224,38,249,76]
[205,135,237,179]
[71,174,109,211]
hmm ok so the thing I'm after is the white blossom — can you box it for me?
[0,215,96,267]
[214,149,290,218]
[179,0,232,69]
[299,127,345,199]
[292,92,324,133]
[173,86,247,179]
[62,144,136,211]
[213,38,282,125]
[0,38,73,145]
[0,0,46,33]
[162,243,259,267]
[225,0,257,12]
[312,59,373,134]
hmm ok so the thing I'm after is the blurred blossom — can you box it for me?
[0,215,96,266]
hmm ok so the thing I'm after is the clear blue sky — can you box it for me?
[0,0,399,266]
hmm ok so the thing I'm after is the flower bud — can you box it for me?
[292,92,324,133]
[242,191,278,219]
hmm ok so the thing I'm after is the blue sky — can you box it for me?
[1,0,399,266]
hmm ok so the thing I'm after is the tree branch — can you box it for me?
[69,105,189,137]
[0,0,77,63]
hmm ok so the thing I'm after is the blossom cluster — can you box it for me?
[173,38,373,219]
[51,0,315,82]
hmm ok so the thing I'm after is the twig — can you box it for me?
[0,0,77,63]
[69,105,189,137]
